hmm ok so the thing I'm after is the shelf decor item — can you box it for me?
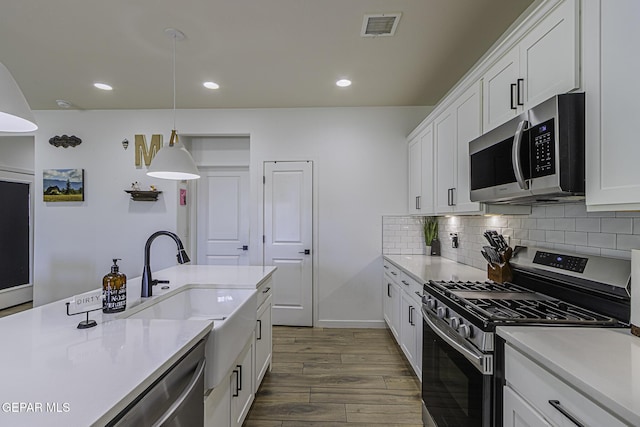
[420,216,439,255]
[43,169,84,202]
[124,190,162,201]
[49,135,82,148]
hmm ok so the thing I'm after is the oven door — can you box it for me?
[421,307,493,427]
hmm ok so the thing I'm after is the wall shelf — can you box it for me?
[124,190,162,201]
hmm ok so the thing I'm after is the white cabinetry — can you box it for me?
[382,259,401,340]
[503,343,627,427]
[383,258,422,379]
[398,273,423,378]
[584,0,640,211]
[205,336,255,427]
[483,0,579,131]
[434,81,483,214]
[255,289,272,388]
[408,124,434,215]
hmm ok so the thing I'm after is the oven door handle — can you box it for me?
[422,307,493,375]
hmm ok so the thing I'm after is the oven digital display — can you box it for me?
[533,251,588,273]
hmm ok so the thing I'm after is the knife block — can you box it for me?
[487,262,513,284]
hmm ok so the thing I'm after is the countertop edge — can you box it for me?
[497,326,638,426]
[91,324,212,427]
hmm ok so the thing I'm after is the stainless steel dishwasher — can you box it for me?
[106,339,206,427]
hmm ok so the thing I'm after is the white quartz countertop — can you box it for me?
[498,326,640,426]
[384,254,487,284]
[0,264,276,427]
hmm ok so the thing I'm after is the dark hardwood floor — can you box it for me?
[243,326,423,427]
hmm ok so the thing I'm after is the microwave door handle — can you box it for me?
[512,120,529,190]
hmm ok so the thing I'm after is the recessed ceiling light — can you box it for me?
[203,81,220,90]
[336,79,352,87]
[94,82,113,91]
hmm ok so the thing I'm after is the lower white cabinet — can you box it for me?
[503,343,627,427]
[383,258,423,379]
[255,293,272,387]
[230,339,254,427]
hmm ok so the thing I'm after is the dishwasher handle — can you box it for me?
[151,358,206,427]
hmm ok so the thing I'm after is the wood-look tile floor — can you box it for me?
[243,327,423,427]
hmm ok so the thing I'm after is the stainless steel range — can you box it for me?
[420,246,631,427]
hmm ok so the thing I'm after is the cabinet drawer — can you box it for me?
[399,272,424,304]
[383,259,402,283]
[505,344,626,427]
[257,277,273,309]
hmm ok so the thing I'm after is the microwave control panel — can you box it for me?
[530,118,555,178]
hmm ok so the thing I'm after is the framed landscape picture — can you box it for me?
[43,169,84,202]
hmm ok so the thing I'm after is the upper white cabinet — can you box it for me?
[434,81,484,215]
[483,0,579,132]
[408,124,434,215]
[584,0,640,211]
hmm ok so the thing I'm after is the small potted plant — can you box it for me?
[420,216,439,255]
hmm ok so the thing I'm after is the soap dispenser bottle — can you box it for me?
[103,258,127,313]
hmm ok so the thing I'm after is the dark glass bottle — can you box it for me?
[103,259,127,313]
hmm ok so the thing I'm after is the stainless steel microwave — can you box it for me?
[469,93,585,204]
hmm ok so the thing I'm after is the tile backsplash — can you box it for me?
[383,203,640,270]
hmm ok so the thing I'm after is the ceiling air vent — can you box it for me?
[361,13,401,37]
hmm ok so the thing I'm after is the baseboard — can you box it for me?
[0,284,32,310]
[315,319,387,329]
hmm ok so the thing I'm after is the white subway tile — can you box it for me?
[616,234,640,251]
[387,248,401,255]
[522,219,537,229]
[545,205,565,218]
[587,211,616,218]
[530,229,546,241]
[514,229,529,239]
[616,211,640,218]
[553,243,576,252]
[530,206,546,218]
[601,248,631,260]
[587,233,616,249]
[545,230,565,243]
[555,218,576,231]
[508,218,522,229]
[400,248,414,255]
[575,246,601,256]
[565,232,588,246]
[537,219,555,230]
[601,218,633,234]
[576,218,600,232]
[564,203,588,217]
[634,219,640,235]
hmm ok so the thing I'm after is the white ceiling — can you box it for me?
[1,0,535,111]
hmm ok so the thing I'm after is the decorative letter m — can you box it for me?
[135,134,162,167]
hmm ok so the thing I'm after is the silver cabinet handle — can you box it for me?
[262,286,271,294]
[151,358,206,427]
[401,280,409,286]
[416,195,421,210]
[512,120,529,190]
[232,369,239,397]
[510,83,517,110]
[257,319,262,340]
[387,283,391,298]
[548,400,584,427]
[236,364,242,392]
[409,306,414,325]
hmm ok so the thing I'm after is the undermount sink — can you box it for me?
[123,286,257,389]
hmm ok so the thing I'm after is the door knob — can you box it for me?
[237,245,248,251]
[298,249,311,255]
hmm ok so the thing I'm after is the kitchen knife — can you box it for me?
[481,250,497,269]
[497,233,509,250]
[484,232,499,249]
[483,246,502,264]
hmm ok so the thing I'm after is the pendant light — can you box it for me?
[147,28,200,180]
[0,62,38,132]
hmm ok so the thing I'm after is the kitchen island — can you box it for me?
[0,264,276,427]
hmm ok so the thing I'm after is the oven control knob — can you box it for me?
[450,317,460,330]
[459,324,473,339]
[436,306,447,319]
[426,298,436,310]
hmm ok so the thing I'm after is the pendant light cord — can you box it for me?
[172,33,176,131]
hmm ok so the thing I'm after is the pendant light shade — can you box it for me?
[146,28,200,181]
[0,62,37,132]
[147,130,200,180]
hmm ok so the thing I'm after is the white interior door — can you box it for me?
[0,170,34,309]
[263,161,313,327]
[197,168,250,265]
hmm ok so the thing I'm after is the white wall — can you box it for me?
[0,136,34,172]
[32,106,429,327]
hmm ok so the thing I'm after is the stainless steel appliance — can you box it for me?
[107,339,206,427]
[469,93,585,204]
[421,247,630,427]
